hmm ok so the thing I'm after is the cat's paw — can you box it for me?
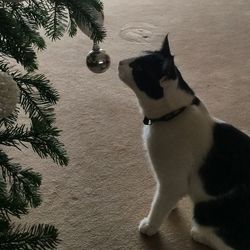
[139,217,158,236]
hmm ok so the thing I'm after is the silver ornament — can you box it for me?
[86,43,111,74]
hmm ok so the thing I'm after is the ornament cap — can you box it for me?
[92,43,101,51]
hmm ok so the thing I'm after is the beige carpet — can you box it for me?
[9,0,250,249]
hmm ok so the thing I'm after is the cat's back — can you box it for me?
[199,121,250,197]
[213,122,250,154]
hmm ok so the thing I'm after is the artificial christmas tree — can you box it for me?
[0,0,106,249]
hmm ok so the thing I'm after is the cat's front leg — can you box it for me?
[139,183,186,236]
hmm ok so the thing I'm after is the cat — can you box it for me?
[118,35,250,250]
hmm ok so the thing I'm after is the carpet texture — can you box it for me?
[9,0,250,249]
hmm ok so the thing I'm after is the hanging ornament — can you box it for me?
[86,43,111,73]
[76,8,111,74]
[0,71,19,118]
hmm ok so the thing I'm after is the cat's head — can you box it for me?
[118,35,195,118]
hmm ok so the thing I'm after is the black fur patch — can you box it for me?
[128,36,194,99]
[129,53,166,99]
[176,68,195,95]
[192,96,200,106]
[199,123,250,196]
[194,122,250,250]
[194,187,250,250]
[129,52,194,99]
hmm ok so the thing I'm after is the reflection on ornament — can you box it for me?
[86,43,111,74]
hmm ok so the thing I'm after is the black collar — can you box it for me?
[143,97,200,125]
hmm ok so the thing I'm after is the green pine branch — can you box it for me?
[15,73,59,105]
[0,0,106,70]
[0,8,38,71]
[64,0,106,42]
[0,60,59,127]
[0,1,106,248]
[0,223,60,250]
[11,5,47,50]
[18,84,56,126]
[0,151,42,214]
[0,108,19,129]
[0,123,68,166]
[67,9,78,37]
[45,1,69,40]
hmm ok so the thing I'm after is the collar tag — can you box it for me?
[143,117,152,125]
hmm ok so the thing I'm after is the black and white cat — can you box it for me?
[118,35,250,250]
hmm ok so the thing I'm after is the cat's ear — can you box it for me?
[162,59,177,80]
[160,34,172,57]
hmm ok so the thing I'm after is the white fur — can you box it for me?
[191,222,234,250]
[140,97,214,231]
[119,60,233,250]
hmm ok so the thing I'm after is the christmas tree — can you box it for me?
[0,0,105,249]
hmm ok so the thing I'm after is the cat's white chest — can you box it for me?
[142,105,215,201]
